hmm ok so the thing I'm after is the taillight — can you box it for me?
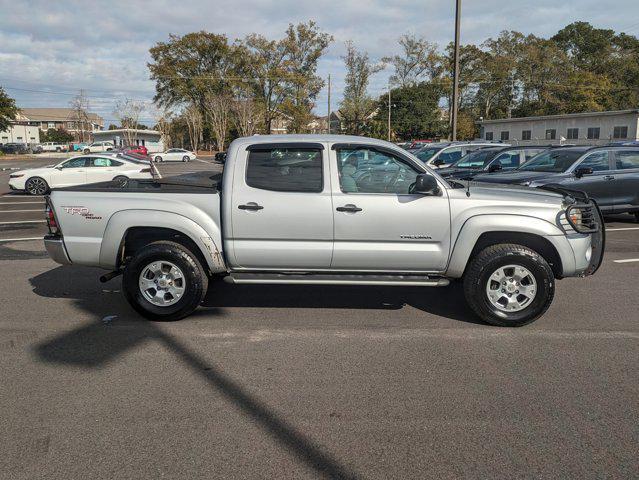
[46,205,59,234]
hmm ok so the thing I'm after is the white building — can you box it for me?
[478,109,639,146]
[92,129,164,153]
[0,113,40,145]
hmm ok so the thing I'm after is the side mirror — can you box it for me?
[574,166,593,178]
[488,163,503,173]
[412,173,441,196]
[433,158,444,167]
[215,151,227,163]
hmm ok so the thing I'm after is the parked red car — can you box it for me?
[124,145,148,156]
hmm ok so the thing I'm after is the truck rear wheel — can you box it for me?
[122,241,208,321]
[463,243,555,327]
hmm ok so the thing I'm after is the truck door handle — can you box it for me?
[238,202,263,211]
[336,204,362,213]
[603,175,615,181]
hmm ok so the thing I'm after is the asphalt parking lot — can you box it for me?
[1,156,638,479]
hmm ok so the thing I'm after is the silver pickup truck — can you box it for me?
[43,135,605,327]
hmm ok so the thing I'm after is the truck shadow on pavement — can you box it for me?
[30,265,363,479]
[29,265,482,479]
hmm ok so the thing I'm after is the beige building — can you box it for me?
[19,108,104,139]
[478,110,639,146]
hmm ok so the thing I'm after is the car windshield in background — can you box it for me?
[518,149,585,172]
[414,147,443,162]
[453,149,499,169]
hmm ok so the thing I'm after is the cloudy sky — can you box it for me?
[1,0,638,126]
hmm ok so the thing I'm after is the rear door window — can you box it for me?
[577,151,611,172]
[615,150,639,170]
[246,147,323,193]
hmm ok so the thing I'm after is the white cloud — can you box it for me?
[0,0,637,123]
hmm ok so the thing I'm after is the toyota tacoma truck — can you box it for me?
[42,135,605,327]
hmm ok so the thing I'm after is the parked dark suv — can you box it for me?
[1,143,31,154]
[473,146,639,218]
[437,145,548,181]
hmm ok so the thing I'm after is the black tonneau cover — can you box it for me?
[54,172,222,194]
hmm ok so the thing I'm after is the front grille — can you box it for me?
[564,201,600,233]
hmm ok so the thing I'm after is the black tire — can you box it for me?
[123,241,208,321]
[634,212,639,223]
[182,155,189,162]
[25,177,49,195]
[83,149,90,154]
[463,243,555,327]
[155,156,162,163]
[112,175,129,187]
[56,147,61,152]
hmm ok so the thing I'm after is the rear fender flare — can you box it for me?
[99,210,225,272]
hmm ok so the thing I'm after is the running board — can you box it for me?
[225,272,450,287]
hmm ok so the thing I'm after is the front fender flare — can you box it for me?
[446,214,572,277]
[98,209,225,272]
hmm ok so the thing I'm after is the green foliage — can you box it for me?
[40,128,74,143]
[377,82,446,140]
[0,86,19,132]
[339,41,384,135]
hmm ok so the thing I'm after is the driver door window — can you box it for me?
[437,147,462,165]
[578,151,611,172]
[492,150,521,170]
[336,148,420,194]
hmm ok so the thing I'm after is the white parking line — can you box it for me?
[0,209,43,213]
[0,220,46,225]
[613,258,639,264]
[606,227,639,232]
[0,237,42,243]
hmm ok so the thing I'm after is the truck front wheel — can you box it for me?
[463,244,555,327]
[122,241,208,321]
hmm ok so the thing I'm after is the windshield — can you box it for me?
[414,147,443,162]
[453,149,498,169]
[519,150,585,172]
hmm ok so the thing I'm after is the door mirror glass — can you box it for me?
[488,163,503,173]
[433,158,444,167]
[574,166,594,178]
[411,174,441,195]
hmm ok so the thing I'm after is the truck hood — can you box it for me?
[471,170,570,185]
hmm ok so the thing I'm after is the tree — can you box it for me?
[69,90,91,142]
[183,103,203,152]
[231,97,260,137]
[382,34,441,87]
[0,87,19,132]
[279,21,332,132]
[204,92,231,151]
[339,42,384,135]
[237,34,289,134]
[149,32,233,114]
[377,82,446,140]
[40,128,74,143]
[113,98,147,145]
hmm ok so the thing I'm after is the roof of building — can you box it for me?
[19,108,103,124]
[478,109,639,125]
[93,128,161,135]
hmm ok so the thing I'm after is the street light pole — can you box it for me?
[451,0,462,141]
[327,74,331,134]
[387,83,391,142]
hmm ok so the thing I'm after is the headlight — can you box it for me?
[9,174,24,178]
[565,203,598,233]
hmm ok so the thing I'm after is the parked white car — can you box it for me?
[153,148,196,162]
[9,154,155,195]
[41,142,69,152]
[83,141,115,153]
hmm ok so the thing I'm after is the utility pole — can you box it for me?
[451,0,462,141]
[387,82,391,142]
[327,74,331,134]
